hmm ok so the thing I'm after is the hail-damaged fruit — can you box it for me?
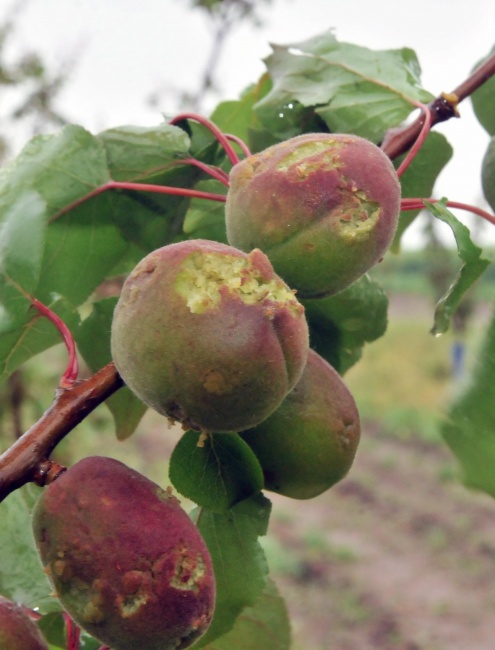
[226,133,401,298]
[0,595,48,650]
[241,349,360,499]
[111,239,309,433]
[32,456,215,650]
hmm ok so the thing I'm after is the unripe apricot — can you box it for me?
[32,457,215,650]
[241,349,360,499]
[0,596,48,650]
[111,239,309,433]
[482,136,495,211]
[226,133,401,297]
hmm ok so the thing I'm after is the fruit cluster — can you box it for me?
[29,133,400,649]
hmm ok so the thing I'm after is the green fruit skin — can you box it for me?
[0,596,48,650]
[482,136,495,212]
[32,457,215,650]
[111,239,309,433]
[225,133,401,298]
[241,349,360,499]
[471,46,495,136]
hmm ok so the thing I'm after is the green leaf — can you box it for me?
[0,125,110,215]
[169,431,264,512]
[0,190,46,329]
[210,77,270,146]
[183,180,228,243]
[77,297,147,440]
[203,578,291,650]
[0,484,61,614]
[303,274,388,374]
[441,306,495,497]
[255,31,433,143]
[392,132,453,250]
[191,493,271,647]
[0,295,80,385]
[425,201,491,334]
[37,612,65,649]
[97,123,191,181]
[470,44,495,136]
[36,194,129,307]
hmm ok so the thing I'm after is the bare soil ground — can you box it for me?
[267,425,495,650]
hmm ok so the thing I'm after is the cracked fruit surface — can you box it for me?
[32,456,215,650]
[0,595,48,650]
[111,239,309,433]
[225,133,401,297]
[241,349,360,499]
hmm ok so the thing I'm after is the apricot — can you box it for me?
[111,239,309,433]
[241,349,360,499]
[0,596,48,650]
[32,456,215,650]
[225,133,401,297]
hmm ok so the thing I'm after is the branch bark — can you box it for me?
[382,50,495,159]
[0,363,123,503]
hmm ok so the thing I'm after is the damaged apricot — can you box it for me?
[0,595,48,650]
[32,456,215,650]
[111,239,309,433]
[226,133,401,297]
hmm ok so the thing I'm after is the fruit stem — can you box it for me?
[176,157,230,186]
[225,133,251,158]
[169,111,241,165]
[50,179,227,223]
[396,102,432,177]
[64,613,81,650]
[401,198,495,226]
[31,298,79,387]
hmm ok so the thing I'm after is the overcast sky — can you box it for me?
[2,0,495,247]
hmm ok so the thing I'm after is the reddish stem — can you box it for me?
[396,102,432,177]
[31,299,79,387]
[225,133,252,159]
[169,111,240,165]
[50,180,226,223]
[64,613,81,650]
[400,198,495,226]
[177,157,230,185]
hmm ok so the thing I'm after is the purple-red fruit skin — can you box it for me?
[226,133,401,297]
[111,239,309,433]
[32,456,215,650]
[0,596,48,650]
[241,349,361,499]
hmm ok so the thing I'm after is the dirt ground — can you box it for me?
[266,426,495,650]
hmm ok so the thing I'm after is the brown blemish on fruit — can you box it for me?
[203,369,237,395]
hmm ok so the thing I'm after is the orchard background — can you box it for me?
[1,1,495,649]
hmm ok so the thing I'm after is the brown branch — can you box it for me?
[0,363,123,503]
[382,51,495,160]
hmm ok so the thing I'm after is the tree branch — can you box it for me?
[382,51,495,159]
[0,363,123,503]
